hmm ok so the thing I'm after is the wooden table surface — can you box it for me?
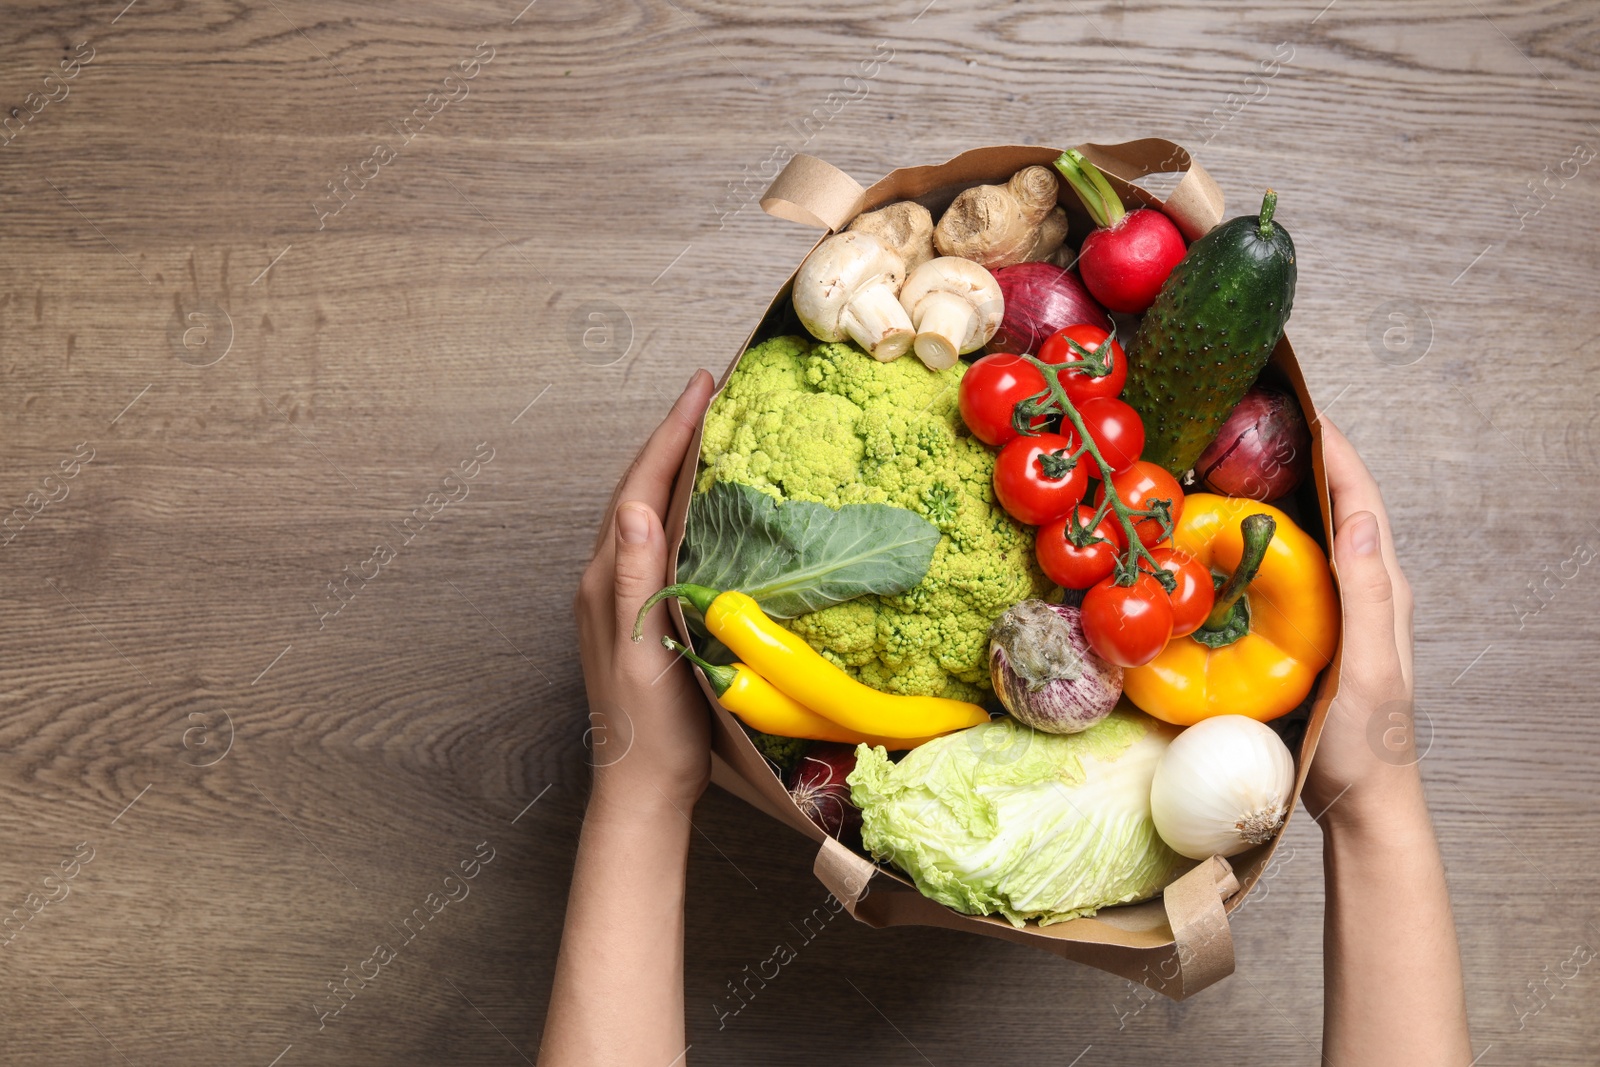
[2,1,1596,1063]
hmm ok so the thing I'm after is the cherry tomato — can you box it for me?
[1149,547,1214,638]
[993,431,1088,526]
[1037,324,1127,404]
[1095,461,1185,548]
[1081,573,1175,667]
[959,352,1049,447]
[1036,506,1124,589]
[1074,397,1145,473]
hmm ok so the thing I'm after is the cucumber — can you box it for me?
[1123,191,1296,476]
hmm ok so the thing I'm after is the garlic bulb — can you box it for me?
[1149,716,1294,860]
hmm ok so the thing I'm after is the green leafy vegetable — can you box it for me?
[696,336,1050,701]
[848,707,1190,926]
[679,481,940,618]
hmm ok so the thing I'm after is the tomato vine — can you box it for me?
[1011,340,1178,591]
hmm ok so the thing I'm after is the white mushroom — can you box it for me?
[898,257,1004,370]
[846,201,937,274]
[792,231,915,362]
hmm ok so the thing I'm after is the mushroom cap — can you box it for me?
[793,231,908,340]
[899,256,1005,349]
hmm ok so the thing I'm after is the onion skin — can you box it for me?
[986,263,1111,356]
[988,601,1123,734]
[788,743,862,842]
[1194,386,1311,501]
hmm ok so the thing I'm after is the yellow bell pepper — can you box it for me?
[661,637,940,750]
[1123,494,1338,725]
[638,585,990,739]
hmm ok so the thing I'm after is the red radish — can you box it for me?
[1053,150,1187,314]
[788,743,862,842]
[1078,211,1187,314]
[987,262,1111,355]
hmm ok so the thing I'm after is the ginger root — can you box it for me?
[1032,209,1071,265]
[847,201,936,274]
[934,165,1070,270]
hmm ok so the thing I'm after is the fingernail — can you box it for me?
[617,505,651,544]
[1350,513,1379,556]
[684,369,702,392]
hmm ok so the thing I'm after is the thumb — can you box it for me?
[1333,509,1400,695]
[613,501,669,641]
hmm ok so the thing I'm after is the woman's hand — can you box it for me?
[547,371,718,1066]
[574,369,716,815]
[1309,421,1472,1066]
[1302,418,1421,829]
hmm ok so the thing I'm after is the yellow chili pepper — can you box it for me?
[1122,494,1339,725]
[662,638,939,750]
[637,585,990,739]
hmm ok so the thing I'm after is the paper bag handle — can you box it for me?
[760,154,867,232]
[813,836,957,930]
[815,838,1238,999]
[1159,854,1239,998]
[760,140,1225,241]
[1073,138,1227,240]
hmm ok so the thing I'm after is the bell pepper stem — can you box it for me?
[632,582,720,641]
[660,635,735,695]
[1201,514,1276,632]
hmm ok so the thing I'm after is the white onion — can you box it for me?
[1149,716,1295,860]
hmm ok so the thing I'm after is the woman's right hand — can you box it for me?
[1309,421,1473,1067]
[1301,419,1422,829]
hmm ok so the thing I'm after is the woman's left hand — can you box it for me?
[574,370,716,814]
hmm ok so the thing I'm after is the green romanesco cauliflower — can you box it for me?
[746,731,812,771]
[696,335,1052,703]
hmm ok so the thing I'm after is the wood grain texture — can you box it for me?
[1,0,1597,1063]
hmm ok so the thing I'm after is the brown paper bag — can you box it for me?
[663,139,1341,1001]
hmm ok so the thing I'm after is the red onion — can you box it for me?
[788,743,862,842]
[1195,386,1311,501]
[988,601,1122,734]
[986,263,1111,356]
